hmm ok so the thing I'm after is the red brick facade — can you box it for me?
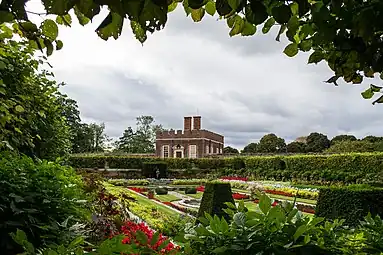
[156,116,224,158]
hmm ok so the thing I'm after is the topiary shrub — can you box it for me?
[315,185,383,226]
[232,157,245,170]
[185,187,197,194]
[142,162,167,178]
[155,187,168,195]
[197,182,235,221]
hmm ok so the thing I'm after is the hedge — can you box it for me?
[315,185,383,226]
[197,182,235,221]
[69,152,383,183]
[142,162,167,178]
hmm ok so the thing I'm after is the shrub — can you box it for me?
[185,187,197,194]
[315,185,383,226]
[0,152,87,254]
[108,179,149,186]
[142,162,167,178]
[155,187,168,195]
[172,179,208,185]
[197,182,234,221]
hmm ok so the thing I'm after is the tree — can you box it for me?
[362,136,383,143]
[286,141,306,153]
[331,135,357,145]
[325,140,377,153]
[71,122,109,153]
[257,133,286,153]
[2,1,383,103]
[223,146,239,154]
[306,132,330,152]
[116,116,162,153]
[241,143,258,154]
[0,40,73,160]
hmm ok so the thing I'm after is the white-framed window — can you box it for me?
[206,145,209,154]
[219,148,222,154]
[189,145,197,158]
[216,148,219,154]
[162,145,169,158]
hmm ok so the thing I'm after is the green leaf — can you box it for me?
[308,51,324,64]
[56,14,72,27]
[0,11,14,23]
[135,230,148,245]
[157,239,170,250]
[69,236,84,248]
[74,6,91,26]
[276,24,287,41]
[272,5,292,24]
[293,225,308,241]
[233,212,246,227]
[41,19,59,40]
[191,8,205,22]
[20,22,38,32]
[212,247,228,253]
[44,39,54,56]
[56,40,64,50]
[42,0,75,15]
[247,2,268,25]
[15,105,24,113]
[259,194,271,215]
[228,0,241,11]
[299,39,312,51]
[371,84,382,92]
[262,17,275,34]
[96,12,123,40]
[216,0,232,16]
[0,61,6,70]
[205,1,216,16]
[241,21,257,36]
[168,2,178,12]
[150,232,160,246]
[188,0,207,9]
[229,16,245,37]
[131,21,147,43]
[290,2,299,16]
[284,43,298,57]
[361,88,374,99]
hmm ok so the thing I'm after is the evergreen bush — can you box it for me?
[197,182,234,221]
[155,187,168,195]
[315,185,383,225]
[185,187,197,194]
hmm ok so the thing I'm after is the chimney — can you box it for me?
[184,116,192,131]
[193,116,201,130]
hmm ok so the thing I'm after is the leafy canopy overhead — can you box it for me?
[2,0,383,103]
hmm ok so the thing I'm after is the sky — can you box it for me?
[27,1,383,149]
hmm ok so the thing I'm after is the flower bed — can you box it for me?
[196,185,205,192]
[128,187,147,193]
[117,221,178,254]
[252,199,315,214]
[221,176,248,181]
[232,193,250,200]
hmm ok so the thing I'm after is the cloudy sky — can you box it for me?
[27,1,383,149]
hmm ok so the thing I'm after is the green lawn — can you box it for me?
[181,191,203,199]
[232,188,317,205]
[155,194,181,202]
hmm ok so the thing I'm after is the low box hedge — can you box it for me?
[315,185,383,226]
[185,187,197,194]
[155,187,168,195]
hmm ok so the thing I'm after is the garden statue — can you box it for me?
[155,168,160,180]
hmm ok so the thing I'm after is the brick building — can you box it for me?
[155,116,224,158]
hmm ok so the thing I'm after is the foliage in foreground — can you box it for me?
[0,152,88,254]
[3,0,383,102]
[182,195,383,255]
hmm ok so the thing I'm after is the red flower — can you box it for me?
[128,187,147,193]
[232,193,249,200]
[196,186,205,192]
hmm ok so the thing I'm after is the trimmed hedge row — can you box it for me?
[315,185,383,225]
[69,152,383,183]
